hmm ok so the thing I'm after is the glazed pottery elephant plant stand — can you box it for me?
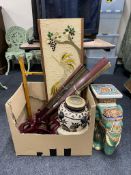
[93,104,123,155]
[91,84,123,155]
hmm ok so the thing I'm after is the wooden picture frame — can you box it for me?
[38,18,84,101]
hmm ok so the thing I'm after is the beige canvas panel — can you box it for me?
[38,18,84,101]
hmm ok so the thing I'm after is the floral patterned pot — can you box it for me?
[58,95,89,132]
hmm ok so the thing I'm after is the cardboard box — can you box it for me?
[5,82,96,156]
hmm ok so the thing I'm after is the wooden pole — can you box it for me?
[25,71,43,76]
[18,57,32,120]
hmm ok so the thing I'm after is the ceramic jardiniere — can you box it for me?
[58,95,89,132]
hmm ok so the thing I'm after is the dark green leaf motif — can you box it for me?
[47,25,76,51]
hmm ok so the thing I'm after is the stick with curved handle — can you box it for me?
[18,57,32,119]
[18,57,44,120]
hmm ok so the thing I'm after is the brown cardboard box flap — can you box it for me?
[6,82,46,121]
[7,85,26,120]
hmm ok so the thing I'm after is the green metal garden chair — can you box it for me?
[5,26,33,75]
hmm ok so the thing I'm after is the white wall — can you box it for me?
[0,0,33,30]
[117,0,131,52]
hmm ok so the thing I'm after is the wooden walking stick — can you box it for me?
[18,57,44,120]
[18,57,32,120]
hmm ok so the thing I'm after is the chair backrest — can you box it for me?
[6,26,26,49]
[26,27,34,42]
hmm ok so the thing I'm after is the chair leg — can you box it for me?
[5,59,10,75]
[0,82,8,90]
[27,60,31,72]
[26,53,33,72]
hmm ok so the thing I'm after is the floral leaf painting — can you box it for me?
[50,52,76,96]
[47,25,77,52]
[62,53,72,60]
[60,53,76,71]
[39,19,83,100]
[63,25,75,39]
[51,81,61,96]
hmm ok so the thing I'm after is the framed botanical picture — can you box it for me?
[38,18,84,101]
